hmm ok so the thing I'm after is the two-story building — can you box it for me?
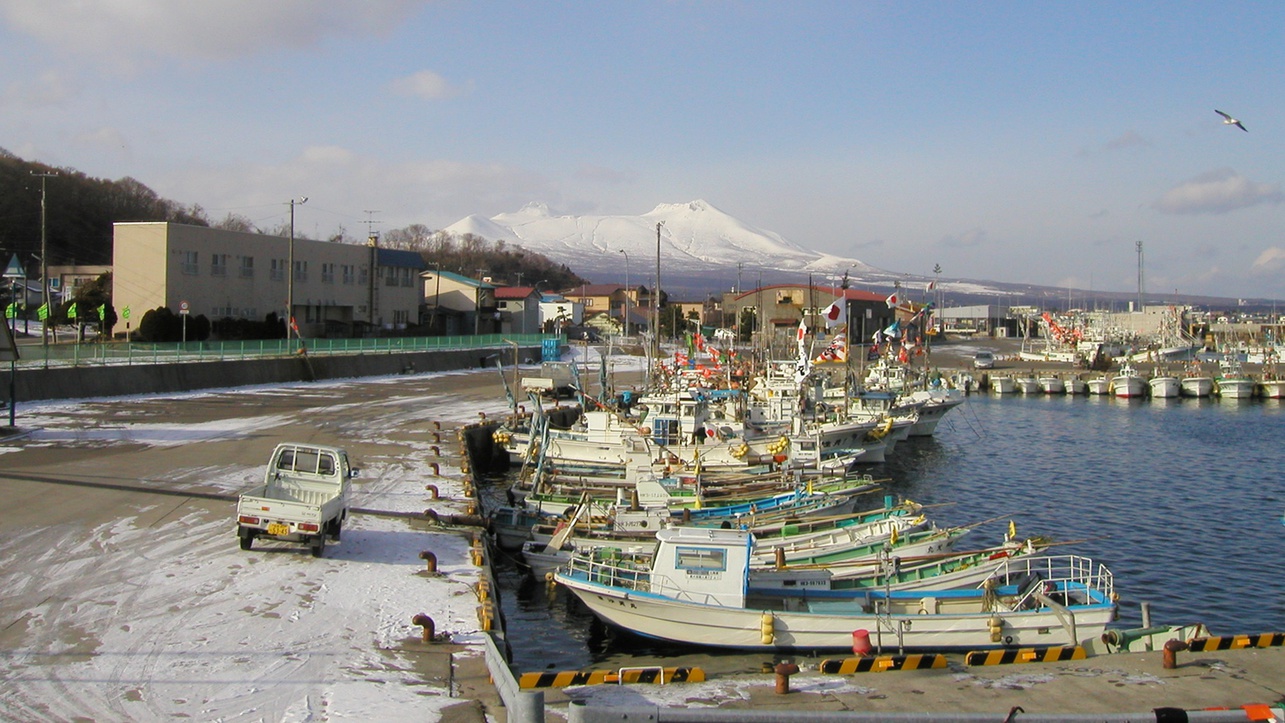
[420,269,498,335]
[111,222,425,338]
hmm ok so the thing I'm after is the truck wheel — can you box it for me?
[310,537,325,558]
[329,520,342,542]
[238,529,254,550]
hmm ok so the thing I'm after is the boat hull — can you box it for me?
[1217,379,1256,399]
[1148,376,1181,399]
[558,575,1116,652]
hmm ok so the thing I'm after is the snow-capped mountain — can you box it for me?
[445,200,888,294]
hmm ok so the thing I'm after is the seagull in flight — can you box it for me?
[1215,109,1247,132]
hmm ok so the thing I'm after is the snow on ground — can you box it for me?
[0,361,592,721]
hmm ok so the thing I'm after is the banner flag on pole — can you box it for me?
[97,304,106,320]
[821,297,847,329]
[37,303,49,320]
[4,302,15,319]
[885,292,898,308]
[122,306,131,320]
[66,302,78,318]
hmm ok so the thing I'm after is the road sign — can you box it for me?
[179,300,190,315]
[2,254,24,280]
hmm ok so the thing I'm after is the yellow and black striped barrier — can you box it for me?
[519,666,705,689]
[818,654,947,674]
[965,645,1086,666]
[1187,633,1285,652]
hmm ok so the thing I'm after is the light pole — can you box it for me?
[618,249,630,338]
[287,196,307,340]
[32,171,57,347]
[654,221,663,363]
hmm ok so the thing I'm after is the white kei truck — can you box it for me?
[235,443,356,557]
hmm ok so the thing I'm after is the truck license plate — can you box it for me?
[267,523,289,536]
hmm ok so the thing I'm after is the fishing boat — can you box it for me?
[1110,362,1147,399]
[1148,369,1181,399]
[1086,376,1111,395]
[1036,375,1066,395]
[1180,362,1214,398]
[989,376,1017,395]
[1215,357,1256,399]
[1014,376,1040,395]
[554,526,1118,652]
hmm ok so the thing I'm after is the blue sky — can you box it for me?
[2,1,1282,300]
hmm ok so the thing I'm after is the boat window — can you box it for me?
[674,546,726,572]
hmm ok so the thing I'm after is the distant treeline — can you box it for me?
[0,148,585,291]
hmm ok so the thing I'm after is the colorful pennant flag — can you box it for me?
[96,304,106,320]
[37,303,49,321]
[66,302,78,318]
[4,302,16,319]
[122,306,131,320]
[885,292,898,308]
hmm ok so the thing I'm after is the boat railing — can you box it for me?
[995,554,1115,609]
[561,553,742,606]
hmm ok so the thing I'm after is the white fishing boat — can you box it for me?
[1036,375,1066,395]
[1014,376,1040,395]
[989,376,1017,395]
[1148,371,1181,399]
[1064,377,1087,395]
[1215,357,1256,399]
[1086,376,1111,395]
[1180,362,1214,398]
[1110,363,1147,398]
[555,526,1118,652]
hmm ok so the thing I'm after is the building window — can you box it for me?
[385,267,398,287]
[401,268,413,287]
[270,258,285,281]
[239,256,254,278]
[359,266,369,284]
[294,260,307,283]
[342,264,354,285]
[181,251,198,275]
[322,262,335,284]
[211,254,228,277]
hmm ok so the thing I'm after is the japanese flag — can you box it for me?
[821,297,847,328]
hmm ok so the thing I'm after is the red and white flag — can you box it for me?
[885,292,898,309]
[821,297,847,328]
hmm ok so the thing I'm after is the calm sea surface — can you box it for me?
[489,394,1285,670]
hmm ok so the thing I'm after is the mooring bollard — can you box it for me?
[412,613,435,643]
[419,550,438,573]
[774,662,800,694]
[430,445,441,457]
[428,461,440,476]
[430,431,441,444]
[424,509,440,524]
[1163,638,1188,669]
[432,421,441,430]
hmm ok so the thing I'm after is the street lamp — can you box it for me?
[287,196,307,339]
[618,249,629,337]
[654,222,663,363]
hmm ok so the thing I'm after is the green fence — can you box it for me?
[7,333,562,368]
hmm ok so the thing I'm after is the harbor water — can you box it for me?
[491,393,1285,671]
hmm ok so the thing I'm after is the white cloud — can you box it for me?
[0,0,423,63]
[1250,247,1285,276]
[387,69,465,100]
[1153,168,1284,215]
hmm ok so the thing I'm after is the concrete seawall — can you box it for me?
[7,346,543,402]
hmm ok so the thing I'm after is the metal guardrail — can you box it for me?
[6,333,561,368]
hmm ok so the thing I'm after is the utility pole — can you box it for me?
[654,222,663,365]
[32,171,57,347]
[1136,240,1144,312]
[287,196,307,342]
